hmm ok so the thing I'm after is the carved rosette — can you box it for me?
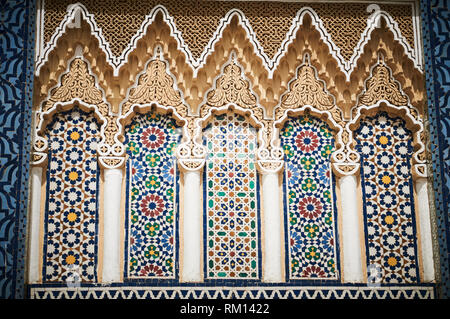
[32,56,113,168]
[348,55,426,178]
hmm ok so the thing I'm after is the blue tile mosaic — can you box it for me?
[420,0,450,298]
[0,0,36,298]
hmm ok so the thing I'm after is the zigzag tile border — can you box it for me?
[29,285,435,299]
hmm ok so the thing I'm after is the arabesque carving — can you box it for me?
[278,59,334,112]
[39,57,108,120]
[32,2,428,177]
[200,55,261,119]
[193,54,272,167]
[347,54,427,178]
[115,49,193,170]
[357,55,409,108]
[121,54,186,117]
[272,54,353,176]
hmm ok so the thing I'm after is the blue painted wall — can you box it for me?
[421,0,450,299]
[0,0,36,298]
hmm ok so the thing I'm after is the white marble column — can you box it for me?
[338,174,364,283]
[180,169,203,282]
[261,171,283,282]
[102,168,123,282]
[28,166,43,283]
[415,177,435,282]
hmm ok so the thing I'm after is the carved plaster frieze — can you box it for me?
[272,54,352,176]
[32,51,113,168]
[347,54,426,178]
[194,53,272,168]
[36,3,422,81]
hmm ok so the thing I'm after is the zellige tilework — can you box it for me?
[281,115,338,279]
[125,112,182,278]
[43,107,100,282]
[204,113,260,279]
[356,112,419,284]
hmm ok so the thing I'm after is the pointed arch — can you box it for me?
[194,53,268,161]
[32,53,111,167]
[347,55,426,178]
[272,53,350,175]
[115,48,190,158]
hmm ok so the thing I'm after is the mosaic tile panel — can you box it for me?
[355,112,419,284]
[204,113,260,279]
[0,0,36,298]
[43,107,100,282]
[280,115,338,279]
[125,112,182,278]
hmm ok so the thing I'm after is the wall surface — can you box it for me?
[420,0,450,299]
[0,0,36,298]
[0,0,449,299]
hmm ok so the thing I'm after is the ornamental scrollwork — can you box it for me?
[272,54,350,176]
[194,53,270,169]
[347,54,427,178]
[32,52,112,168]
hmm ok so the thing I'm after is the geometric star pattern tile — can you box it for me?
[203,112,260,279]
[355,112,419,284]
[43,107,100,282]
[280,115,339,279]
[125,112,182,278]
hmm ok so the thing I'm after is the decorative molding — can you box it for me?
[35,3,422,80]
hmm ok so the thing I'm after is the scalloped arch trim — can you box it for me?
[35,3,422,80]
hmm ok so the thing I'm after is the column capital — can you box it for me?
[332,162,360,177]
[257,160,284,175]
[178,158,205,173]
[99,156,126,170]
